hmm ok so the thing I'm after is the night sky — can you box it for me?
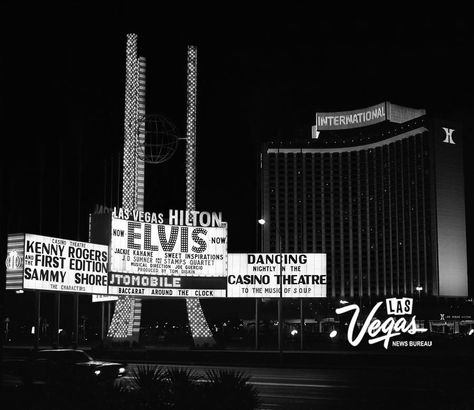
[2,6,474,327]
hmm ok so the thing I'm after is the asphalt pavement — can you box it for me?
[118,361,472,409]
[3,347,474,409]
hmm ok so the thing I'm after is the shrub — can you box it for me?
[15,365,260,410]
[203,369,260,410]
[128,365,169,409]
[165,367,202,409]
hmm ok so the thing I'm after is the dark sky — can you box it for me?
[2,6,474,324]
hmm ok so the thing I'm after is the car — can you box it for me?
[23,349,127,387]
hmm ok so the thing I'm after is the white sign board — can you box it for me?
[23,234,108,294]
[110,217,227,277]
[92,294,118,303]
[106,212,228,298]
[107,275,226,298]
[227,253,326,298]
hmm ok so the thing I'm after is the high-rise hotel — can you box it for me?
[260,102,468,299]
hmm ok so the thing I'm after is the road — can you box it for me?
[120,362,472,409]
[3,350,473,409]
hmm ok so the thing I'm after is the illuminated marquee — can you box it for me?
[6,234,25,290]
[227,253,326,298]
[23,234,109,294]
[311,102,426,138]
[107,208,227,298]
[316,102,386,131]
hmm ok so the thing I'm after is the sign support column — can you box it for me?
[184,45,215,347]
[255,299,259,350]
[107,34,144,344]
[34,292,41,350]
[101,303,105,341]
[54,294,60,346]
[73,295,79,346]
[300,298,304,350]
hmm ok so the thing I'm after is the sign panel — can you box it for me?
[6,233,25,290]
[105,209,228,298]
[92,294,118,303]
[227,253,326,298]
[109,214,227,277]
[315,102,386,131]
[108,273,226,297]
[23,234,109,294]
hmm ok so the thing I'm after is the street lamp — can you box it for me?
[416,286,423,302]
[254,219,267,351]
[258,218,283,353]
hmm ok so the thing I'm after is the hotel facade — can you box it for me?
[260,102,468,299]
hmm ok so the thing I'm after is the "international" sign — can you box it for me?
[315,102,386,131]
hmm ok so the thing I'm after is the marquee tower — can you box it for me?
[184,46,216,346]
[107,34,145,342]
[107,37,215,345]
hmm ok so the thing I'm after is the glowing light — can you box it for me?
[329,330,338,338]
[469,329,474,336]
[122,33,139,209]
[108,33,143,341]
[108,297,142,339]
[186,298,214,339]
[291,329,298,336]
[185,45,198,211]
[136,56,146,210]
[184,45,215,345]
[258,219,266,225]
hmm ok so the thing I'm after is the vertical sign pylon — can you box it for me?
[107,34,144,343]
[184,45,215,347]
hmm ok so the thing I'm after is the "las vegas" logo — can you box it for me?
[335,298,427,349]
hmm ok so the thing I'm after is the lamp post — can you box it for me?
[258,219,283,354]
[35,291,41,350]
[255,219,266,350]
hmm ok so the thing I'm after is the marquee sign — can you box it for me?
[315,102,386,131]
[227,253,326,298]
[109,217,227,277]
[7,218,327,301]
[106,208,228,298]
[22,234,109,294]
[311,102,426,138]
[6,233,25,290]
[107,274,226,297]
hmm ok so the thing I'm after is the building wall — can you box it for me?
[433,120,468,297]
[261,117,468,298]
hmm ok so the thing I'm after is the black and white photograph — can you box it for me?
[1,5,474,409]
